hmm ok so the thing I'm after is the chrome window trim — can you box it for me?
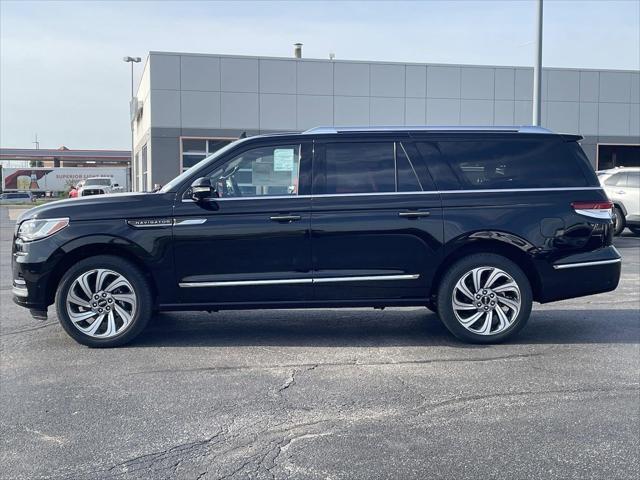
[180,186,604,202]
[179,274,420,288]
[553,258,621,270]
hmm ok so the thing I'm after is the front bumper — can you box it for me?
[536,246,622,303]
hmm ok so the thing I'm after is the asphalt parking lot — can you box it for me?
[1,206,638,480]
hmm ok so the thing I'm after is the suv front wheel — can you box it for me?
[55,255,152,347]
[437,253,533,344]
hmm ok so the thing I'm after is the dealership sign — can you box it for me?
[2,167,129,192]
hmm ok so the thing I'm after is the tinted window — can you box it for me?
[206,144,301,197]
[439,139,589,189]
[604,172,626,187]
[324,142,395,194]
[397,143,422,192]
[627,172,640,188]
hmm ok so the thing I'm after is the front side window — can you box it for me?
[206,144,301,197]
[440,140,589,189]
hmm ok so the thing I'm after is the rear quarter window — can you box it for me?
[438,139,591,189]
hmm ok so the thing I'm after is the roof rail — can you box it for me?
[302,125,554,135]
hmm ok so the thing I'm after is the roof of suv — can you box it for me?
[302,126,554,135]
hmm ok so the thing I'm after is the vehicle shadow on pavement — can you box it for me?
[129,308,640,348]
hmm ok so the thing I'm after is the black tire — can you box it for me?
[436,253,533,344]
[628,226,640,236]
[55,255,152,347]
[613,207,625,236]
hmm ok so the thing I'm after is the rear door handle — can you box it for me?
[398,211,430,219]
[615,190,626,194]
[269,215,301,222]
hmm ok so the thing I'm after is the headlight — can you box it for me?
[17,218,69,242]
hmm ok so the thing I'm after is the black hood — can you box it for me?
[17,192,175,223]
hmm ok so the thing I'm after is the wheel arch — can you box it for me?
[45,239,159,307]
[613,201,627,217]
[429,234,542,302]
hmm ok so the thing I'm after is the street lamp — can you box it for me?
[532,0,543,126]
[123,56,141,191]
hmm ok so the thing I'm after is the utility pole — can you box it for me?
[532,0,543,126]
[123,56,141,191]
[32,133,39,150]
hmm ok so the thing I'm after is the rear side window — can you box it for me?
[627,172,640,188]
[439,139,590,189]
[323,143,395,194]
[321,142,424,194]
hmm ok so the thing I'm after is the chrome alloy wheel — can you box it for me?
[451,266,521,336]
[65,269,137,338]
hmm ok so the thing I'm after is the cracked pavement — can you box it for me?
[1,207,639,479]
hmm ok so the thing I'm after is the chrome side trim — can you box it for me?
[179,278,313,288]
[313,274,420,283]
[179,187,603,202]
[553,258,621,270]
[12,285,28,297]
[174,218,207,226]
[440,187,604,194]
[179,274,420,288]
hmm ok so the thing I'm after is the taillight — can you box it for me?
[571,201,613,220]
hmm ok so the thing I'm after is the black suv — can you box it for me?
[12,126,621,347]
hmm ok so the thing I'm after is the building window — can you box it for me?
[134,152,140,192]
[141,145,148,191]
[181,137,236,173]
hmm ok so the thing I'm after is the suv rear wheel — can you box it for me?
[55,255,152,347]
[437,253,532,344]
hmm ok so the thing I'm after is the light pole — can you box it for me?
[123,56,141,191]
[532,0,543,126]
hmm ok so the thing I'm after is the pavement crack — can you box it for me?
[1,321,57,336]
[414,385,640,415]
[130,353,543,376]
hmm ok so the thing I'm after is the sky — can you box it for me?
[1,0,638,150]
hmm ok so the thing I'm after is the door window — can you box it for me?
[604,172,627,187]
[321,142,423,194]
[397,143,423,192]
[626,172,640,188]
[207,144,301,197]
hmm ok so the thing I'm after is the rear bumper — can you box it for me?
[536,246,621,303]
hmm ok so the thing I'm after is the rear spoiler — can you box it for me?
[560,134,583,142]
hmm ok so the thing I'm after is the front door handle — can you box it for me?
[615,190,626,194]
[398,211,430,219]
[269,215,301,222]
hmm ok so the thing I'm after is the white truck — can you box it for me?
[78,177,125,196]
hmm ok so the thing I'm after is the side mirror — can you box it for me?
[190,177,216,202]
[113,183,119,187]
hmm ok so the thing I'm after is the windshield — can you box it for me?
[159,137,248,193]
[85,178,111,186]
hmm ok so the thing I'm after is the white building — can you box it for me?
[132,50,640,191]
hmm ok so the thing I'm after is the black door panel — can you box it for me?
[174,197,312,304]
